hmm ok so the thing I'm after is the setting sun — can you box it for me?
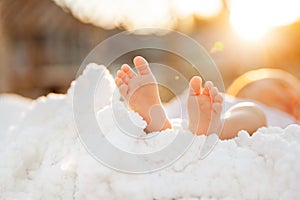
[228,0,300,40]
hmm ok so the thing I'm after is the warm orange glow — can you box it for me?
[228,0,300,40]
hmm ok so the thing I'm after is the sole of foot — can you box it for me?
[187,76,223,135]
[115,56,172,133]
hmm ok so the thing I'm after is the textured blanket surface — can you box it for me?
[0,64,300,200]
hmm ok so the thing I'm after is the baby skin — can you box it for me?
[187,76,223,135]
[115,56,172,133]
[115,56,266,139]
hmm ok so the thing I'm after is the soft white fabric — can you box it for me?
[0,94,32,134]
[0,64,300,199]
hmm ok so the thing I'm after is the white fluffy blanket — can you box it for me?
[0,64,300,200]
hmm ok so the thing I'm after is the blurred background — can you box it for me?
[0,0,299,100]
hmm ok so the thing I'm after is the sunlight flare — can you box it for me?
[228,0,300,40]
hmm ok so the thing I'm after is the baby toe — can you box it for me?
[205,81,213,90]
[117,70,125,78]
[119,84,129,97]
[121,73,130,84]
[212,102,222,113]
[133,56,152,76]
[115,77,123,87]
[189,76,202,96]
[117,70,130,84]
[203,81,213,96]
[214,94,223,103]
[210,87,219,98]
[121,64,136,79]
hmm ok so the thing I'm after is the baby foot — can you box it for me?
[187,76,223,135]
[115,56,172,133]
